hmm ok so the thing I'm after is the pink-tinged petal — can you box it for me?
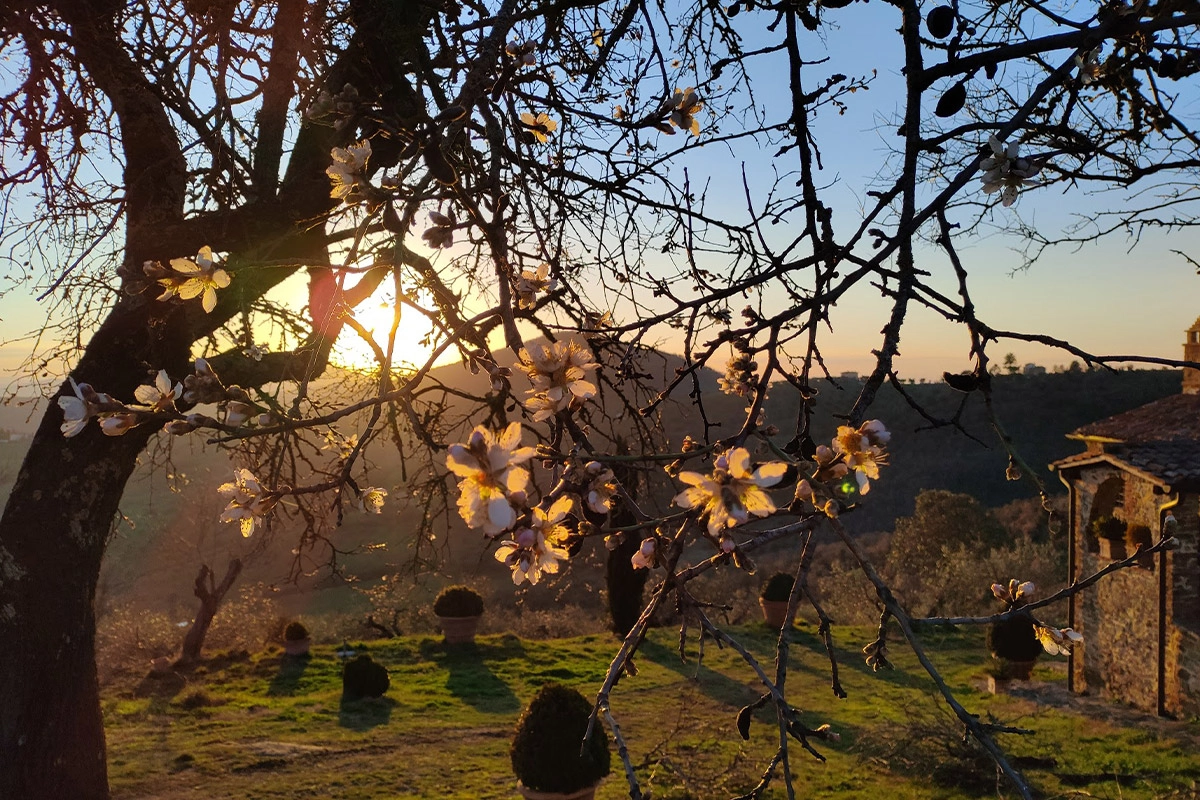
[856,470,871,495]
[446,446,480,477]
[569,380,596,399]
[154,369,172,396]
[676,470,707,487]
[751,461,788,487]
[170,258,200,274]
[726,448,752,479]
[546,495,574,522]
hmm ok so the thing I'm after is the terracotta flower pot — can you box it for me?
[283,637,311,656]
[759,599,795,629]
[516,782,599,800]
[438,614,481,644]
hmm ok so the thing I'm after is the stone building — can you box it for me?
[1050,317,1200,716]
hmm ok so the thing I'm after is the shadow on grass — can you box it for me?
[419,635,524,713]
[338,695,397,730]
[639,639,762,708]
[444,646,521,713]
[266,654,310,697]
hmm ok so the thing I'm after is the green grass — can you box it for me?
[104,624,1200,799]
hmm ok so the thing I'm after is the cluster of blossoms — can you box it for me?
[668,87,703,135]
[518,339,599,422]
[327,140,372,203]
[446,422,536,537]
[979,135,1041,207]
[832,419,889,494]
[445,421,628,584]
[218,468,279,537]
[717,346,757,399]
[514,263,557,309]
[144,246,230,314]
[423,209,456,249]
[991,578,1035,606]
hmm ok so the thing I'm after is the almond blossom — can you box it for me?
[991,578,1035,605]
[631,538,658,570]
[979,135,1041,208]
[673,448,789,536]
[514,263,556,309]
[519,339,599,422]
[218,468,278,537]
[358,486,387,514]
[326,140,372,203]
[58,378,114,437]
[669,88,703,135]
[494,496,573,585]
[832,420,889,495]
[155,247,230,313]
[1035,624,1082,656]
[1075,46,1104,85]
[520,112,558,143]
[446,422,536,535]
[133,369,182,413]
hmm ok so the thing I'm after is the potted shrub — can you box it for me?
[511,683,611,800]
[282,621,311,657]
[1092,515,1126,560]
[434,585,484,645]
[986,579,1042,680]
[342,654,390,699]
[759,572,796,629]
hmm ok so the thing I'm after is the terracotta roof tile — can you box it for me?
[1070,394,1200,443]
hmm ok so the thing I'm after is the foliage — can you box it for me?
[510,683,611,794]
[342,654,390,700]
[760,572,796,602]
[283,621,309,642]
[433,585,485,618]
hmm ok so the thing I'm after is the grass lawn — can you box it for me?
[104,623,1200,799]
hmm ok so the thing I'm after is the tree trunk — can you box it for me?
[178,559,243,665]
[0,300,189,800]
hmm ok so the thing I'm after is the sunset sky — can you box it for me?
[0,2,1196,388]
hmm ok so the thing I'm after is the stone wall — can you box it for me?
[1071,466,1159,711]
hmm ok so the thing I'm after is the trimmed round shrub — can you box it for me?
[283,621,309,641]
[433,585,485,618]
[511,683,611,794]
[986,612,1042,662]
[760,572,795,602]
[342,654,390,699]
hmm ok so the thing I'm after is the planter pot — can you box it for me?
[283,637,312,657]
[759,599,795,629]
[986,675,1011,695]
[517,782,599,800]
[438,614,481,644]
[1098,538,1126,561]
[992,659,1036,680]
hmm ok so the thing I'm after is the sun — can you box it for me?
[332,290,442,372]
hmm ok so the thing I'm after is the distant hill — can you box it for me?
[0,363,1181,614]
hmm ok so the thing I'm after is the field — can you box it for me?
[103,623,1200,800]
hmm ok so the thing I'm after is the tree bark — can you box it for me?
[178,559,244,665]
